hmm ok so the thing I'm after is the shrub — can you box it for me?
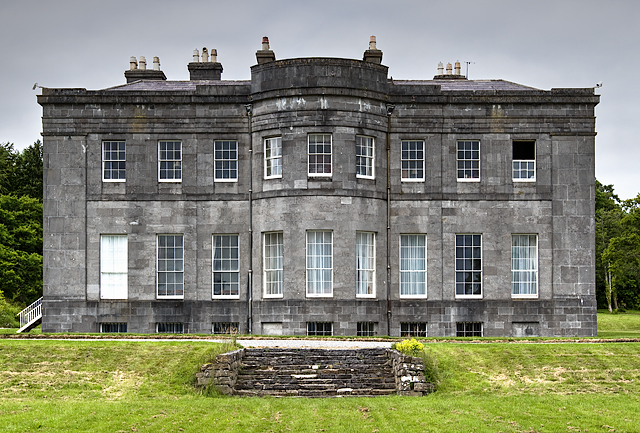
[392,338,424,357]
[0,297,20,328]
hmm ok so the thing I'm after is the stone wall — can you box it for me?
[196,348,245,395]
[386,349,435,396]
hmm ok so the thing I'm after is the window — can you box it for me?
[159,141,182,181]
[213,235,239,298]
[512,235,538,297]
[264,136,282,178]
[512,141,536,181]
[306,231,333,296]
[308,134,332,176]
[356,232,375,297]
[401,140,424,181]
[455,234,482,297]
[157,235,184,298]
[212,322,239,334]
[100,235,128,299]
[264,232,283,297]
[400,234,427,297]
[357,322,377,337]
[356,135,374,178]
[456,322,483,337]
[214,140,238,181]
[307,322,333,336]
[156,323,184,333]
[400,322,427,337]
[100,323,127,333]
[102,141,125,181]
[457,140,480,180]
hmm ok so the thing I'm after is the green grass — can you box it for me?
[1,339,639,432]
[597,309,640,338]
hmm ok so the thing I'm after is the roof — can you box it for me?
[392,79,540,91]
[104,80,251,91]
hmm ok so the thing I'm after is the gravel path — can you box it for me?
[234,339,393,349]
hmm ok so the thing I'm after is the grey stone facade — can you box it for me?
[38,39,598,336]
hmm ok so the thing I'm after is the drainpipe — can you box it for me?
[245,104,253,335]
[385,103,395,336]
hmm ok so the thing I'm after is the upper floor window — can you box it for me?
[263,232,283,297]
[213,234,240,298]
[512,141,536,182]
[306,230,332,297]
[457,140,480,181]
[401,140,424,181]
[400,234,427,297]
[356,232,375,297]
[308,134,332,176]
[214,140,238,182]
[159,141,182,182]
[157,234,184,298]
[102,141,126,182]
[512,234,538,298]
[455,234,482,298]
[356,135,374,179]
[264,137,282,179]
[100,235,127,299]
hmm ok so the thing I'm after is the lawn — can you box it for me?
[1,339,639,432]
[596,309,640,338]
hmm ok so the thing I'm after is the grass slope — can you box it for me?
[1,339,639,432]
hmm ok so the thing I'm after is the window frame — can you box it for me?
[455,234,483,299]
[399,234,427,298]
[401,140,425,182]
[357,322,377,337]
[512,140,536,182]
[212,322,239,334]
[306,230,333,297]
[263,232,284,298]
[307,133,332,177]
[456,140,480,182]
[157,234,185,299]
[456,322,483,337]
[100,323,127,333]
[156,323,184,334]
[356,231,376,298]
[264,136,282,179]
[158,140,182,182]
[307,322,333,336]
[214,140,239,182]
[212,234,240,299]
[400,322,427,337]
[102,141,126,182]
[356,135,375,179]
[100,234,128,300]
[511,234,538,298]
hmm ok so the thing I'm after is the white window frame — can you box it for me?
[214,140,238,182]
[157,234,184,299]
[356,231,376,298]
[102,141,126,182]
[401,140,425,182]
[263,232,284,298]
[511,234,538,298]
[308,134,332,177]
[356,135,375,179]
[512,141,536,182]
[399,234,427,298]
[455,234,483,298]
[264,136,282,179]
[212,234,240,299]
[457,140,480,182]
[100,235,128,299]
[306,230,333,297]
[158,141,182,182]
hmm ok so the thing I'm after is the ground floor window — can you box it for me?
[157,234,184,298]
[213,234,239,298]
[512,234,538,297]
[455,234,482,297]
[456,322,483,337]
[100,323,127,333]
[307,322,333,336]
[400,322,427,337]
[212,322,239,334]
[357,322,377,336]
[100,234,128,299]
[156,323,184,333]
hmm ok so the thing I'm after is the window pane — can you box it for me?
[511,235,538,296]
[307,231,332,295]
[157,235,184,297]
[400,234,426,296]
[455,234,482,296]
[213,235,240,296]
[456,140,480,180]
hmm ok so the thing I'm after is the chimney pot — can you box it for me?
[139,56,147,70]
[202,47,209,62]
[192,49,200,63]
[262,36,270,51]
[437,62,444,75]
[454,61,461,75]
[257,36,276,64]
[129,56,138,70]
[153,56,160,71]
[446,62,452,75]
[210,49,217,63]
[369,35,377,50]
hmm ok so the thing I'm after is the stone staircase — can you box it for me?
[198,347,434,397]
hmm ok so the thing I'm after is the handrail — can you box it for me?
[17,297,42,328]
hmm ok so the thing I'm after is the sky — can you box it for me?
[1,0,638,199]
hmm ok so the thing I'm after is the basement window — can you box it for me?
[512,140,536,181]
[357,322,377,337]
[307,322,333,336]
[100,323,127,333]
[212,322,239,335]
[400,322,427,337]
[456,322,483,337]
[156,323,184,334]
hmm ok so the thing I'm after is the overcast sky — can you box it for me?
[1,0,638,199]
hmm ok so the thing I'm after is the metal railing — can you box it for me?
[18,297,42,329]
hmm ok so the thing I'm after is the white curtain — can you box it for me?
[264,232,283,295]
[307,231,332,295]
[400,235,426,296]
[356,232,375,295]
[101,235,127,299]
[512,235,537,295]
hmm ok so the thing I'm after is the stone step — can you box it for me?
[234,388,397,397]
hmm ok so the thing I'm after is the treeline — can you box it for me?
[0,141,43,326]
[596,181,640,311]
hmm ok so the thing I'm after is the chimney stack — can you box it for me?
[256,36,276,64]
[363,35,383,64]
[124,55,166,83]
[188,47,223,80]
[433,61,467,80]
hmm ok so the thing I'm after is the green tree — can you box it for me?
[595,181,623,311]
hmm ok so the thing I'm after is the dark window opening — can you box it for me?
[157,323,184,333]
[357,322,377,337]
[513,141,535,160]
[456,322,483,337]
[100,323,127,333]
[212,322,239,334]
[400,322,427,337]
[307,322,333,336]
